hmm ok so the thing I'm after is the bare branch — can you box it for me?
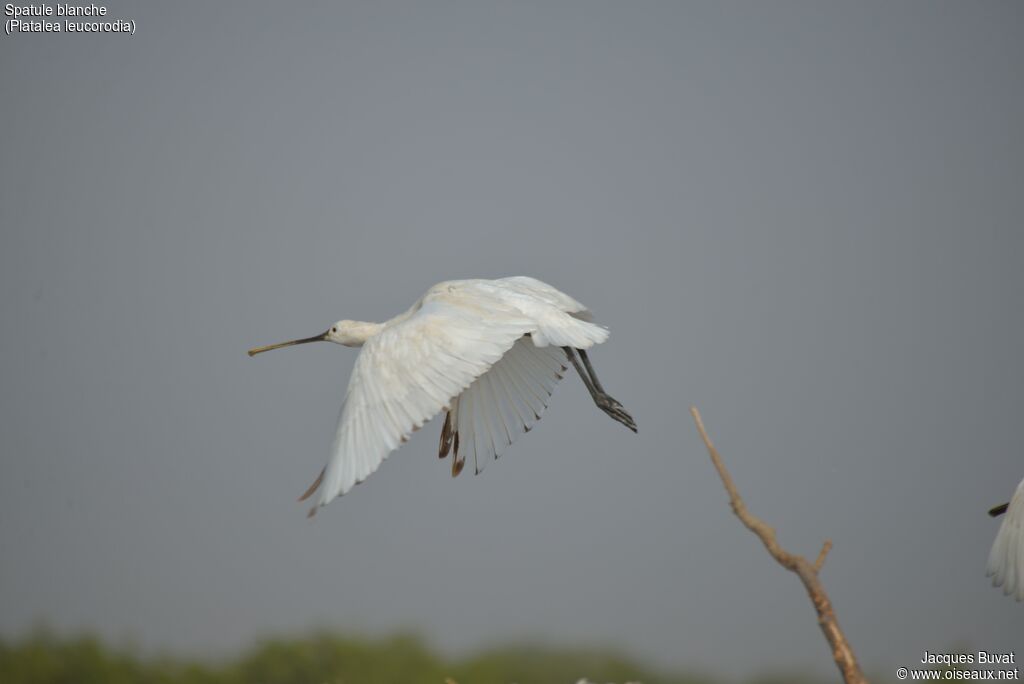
[690,406,869,684]
[814,539,833,572]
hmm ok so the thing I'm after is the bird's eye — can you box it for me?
[332,327,337,333]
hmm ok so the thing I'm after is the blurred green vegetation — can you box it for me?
[0,629,828,684]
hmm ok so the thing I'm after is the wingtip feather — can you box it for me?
[298,467,326,502]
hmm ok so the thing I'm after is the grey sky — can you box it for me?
[1,1,1021,679]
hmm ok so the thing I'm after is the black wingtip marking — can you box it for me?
[298,467,326,502]
[450,431,465,477]
[452,453,465,477]
[438,411,453,458]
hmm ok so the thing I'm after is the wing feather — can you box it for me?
[500,347,548,417]
[311,296,535,510]
[483,372,513,450]
[444,337,568,476]
[488,360,531,432]
[475,383,498,474]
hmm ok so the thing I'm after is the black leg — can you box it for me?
[564,347,600,398]
[563,347,637,433]
[578,349,606,394]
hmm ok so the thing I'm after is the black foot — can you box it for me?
[596,393,637,433]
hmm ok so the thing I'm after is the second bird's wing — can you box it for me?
[988,476,1024,600]
[306,295,535,512]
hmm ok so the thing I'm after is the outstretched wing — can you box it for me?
[988,477,1024,600]
[307,294,536,512]
[439,337,568,476]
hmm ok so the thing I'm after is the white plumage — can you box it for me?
[987,476,1024,601]
[248,277,635,516]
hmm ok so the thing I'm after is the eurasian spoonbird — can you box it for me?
[248,277,636,516]
[987,477,1024,600]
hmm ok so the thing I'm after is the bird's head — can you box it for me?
[248,320,380,356]
[325,320,380,347]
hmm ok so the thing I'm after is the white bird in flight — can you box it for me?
[987,477,1024,600]
[248,276,636,516]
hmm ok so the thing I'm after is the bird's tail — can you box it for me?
[529,311,609,349]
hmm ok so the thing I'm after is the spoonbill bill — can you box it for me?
[987,477,1024,600]
[248,277,636,516]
